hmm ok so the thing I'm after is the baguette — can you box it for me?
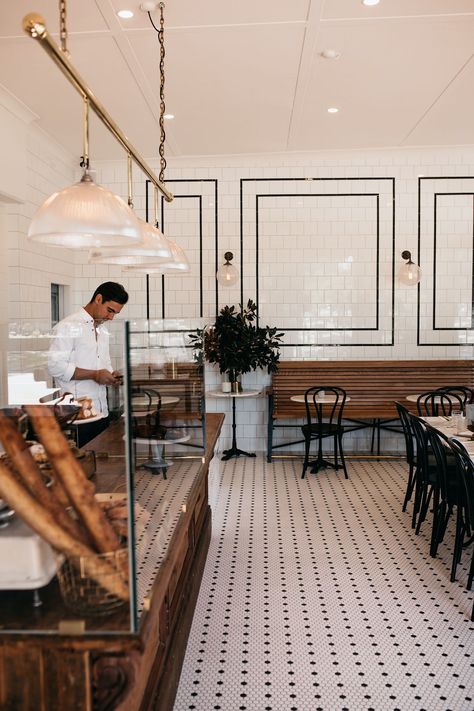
[25,406,122,554]
[0,460,129,600]
[0,412,88,544]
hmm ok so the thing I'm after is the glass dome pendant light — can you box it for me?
[89,158,172,265]
[398,250,422,286]
[216,251,239,286]
[27,97,142,249]
[125,239,190,274]
[125,185,189,273]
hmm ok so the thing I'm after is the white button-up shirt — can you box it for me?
[48,308,112,415]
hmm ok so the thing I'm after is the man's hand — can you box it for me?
[95,369,118,385]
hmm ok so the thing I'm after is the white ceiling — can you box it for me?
[0,0,473,161]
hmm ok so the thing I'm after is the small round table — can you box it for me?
[208,389,262,461]
[290,394,351,404]
[123,395,180,419]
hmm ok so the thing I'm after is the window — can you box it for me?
[51,283,65,326]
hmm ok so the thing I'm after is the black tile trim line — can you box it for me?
[240,177,395,348]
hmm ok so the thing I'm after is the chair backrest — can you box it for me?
[447,438,474,529]
[423,422,455,500]
[395,401,415,465]
[416,390,463,416]
[436,386,474,413]
[130,387,163,437]
[131,387,162,411]
[407,412,432,482]
[304,386,347,428]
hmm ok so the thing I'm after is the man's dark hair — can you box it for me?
[90,282,129,305]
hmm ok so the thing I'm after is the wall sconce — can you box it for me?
[398,250,422,286]
[216,252,239,287]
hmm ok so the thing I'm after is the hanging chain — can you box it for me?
[158,2,167,184]
[59,0,69,55]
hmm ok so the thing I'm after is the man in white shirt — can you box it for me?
[48,282,129,446]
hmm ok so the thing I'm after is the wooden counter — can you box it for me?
[0,413,224,711]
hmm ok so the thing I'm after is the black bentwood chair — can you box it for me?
[301,386,348,480]
[436,386,474,414]
[395,401,418,513]
[416,390,464,417]
[447,439,474,596]
[423,422,461,559]
[407,412,439,533]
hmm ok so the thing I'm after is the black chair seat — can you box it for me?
[302,423,344,436]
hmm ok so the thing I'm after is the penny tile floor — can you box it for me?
[173,457,474,711]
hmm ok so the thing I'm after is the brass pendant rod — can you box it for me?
[154,185,158,225]
[82,96,89,169]
[22,12,173,203]
[127,154,133,208]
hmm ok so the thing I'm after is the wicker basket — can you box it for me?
[57,548,128,616]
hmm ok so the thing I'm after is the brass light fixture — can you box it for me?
[22,0,184,252]
[398,250,422,286]
[28,98,141,249]
[216,252,239,287]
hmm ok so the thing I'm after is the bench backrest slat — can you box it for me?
[271,360,474,418]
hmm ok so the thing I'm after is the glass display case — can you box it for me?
[0,317,206,636]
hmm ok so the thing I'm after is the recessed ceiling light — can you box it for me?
[327,107,339,114]
[164,113,175,120]
[362,0,380,6]
[117,9,134,19]
[320,49,341,60]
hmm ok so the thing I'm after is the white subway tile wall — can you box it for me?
[7,133,474,452]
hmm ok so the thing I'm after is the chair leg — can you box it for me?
[450,509,465,583]
[411,469,423,529]
[467,544,474,591]
[430,496,445,558]
[337,433,348,479]
[402,462,415,512]
[333,434,338,468]
[416,485,433,535]
[302,435,311,479]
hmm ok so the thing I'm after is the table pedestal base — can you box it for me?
[309,457,339,474]
[222,396,257,461]
[221,446,256,461]
[139,444,170,478]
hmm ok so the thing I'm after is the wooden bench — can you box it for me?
[267,359,474,461]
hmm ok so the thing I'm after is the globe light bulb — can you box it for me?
[216,252,239,287]
[398,250,422,286]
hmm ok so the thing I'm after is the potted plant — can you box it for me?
[190,300,283,391]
